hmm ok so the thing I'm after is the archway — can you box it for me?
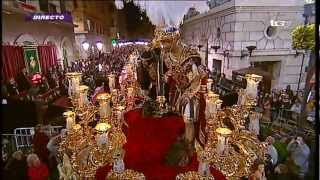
[61,36,74,68]
[14,33,37,45]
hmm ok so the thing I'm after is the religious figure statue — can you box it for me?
[249,160,267,180]
[57,153,78,180]
[237,88,246,106]
[149,26,202,110]
[248,112,262,135]
[198,150,212,177]
[112,148,125,173]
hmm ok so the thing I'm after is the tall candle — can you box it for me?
[100,103,108,119]
[97,93,111,119]
[108,74,116,92]
[216,135,226,155]
[184,102,191,120]
[245,74,262,100]
[127,88,134,97]
[207,79,213,92]
[215,128,232,156]
[116,106,125,122]
[63,111,75,131]
[68,79,73,96]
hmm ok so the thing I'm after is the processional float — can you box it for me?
[148,27,267,179]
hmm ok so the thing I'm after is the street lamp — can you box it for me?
[211,45,221,53]
[82,41,90,51]
[96,41,103,51]
[246,45,256,57]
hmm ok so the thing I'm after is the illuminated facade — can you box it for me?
[71,0,117,59]
[2,0,76,67]
[181,0,309,90]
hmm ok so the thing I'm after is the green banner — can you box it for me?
[23,47,41,74]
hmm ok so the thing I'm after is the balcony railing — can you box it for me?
[3,0,38,13]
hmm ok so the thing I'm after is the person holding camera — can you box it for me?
[286,136,310,178]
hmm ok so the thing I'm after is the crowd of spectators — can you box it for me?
[257,85,304,122]
[1,65,68,103]
[68,45,145,99]
[3,124,66,180]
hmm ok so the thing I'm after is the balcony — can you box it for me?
[2,0,38,14]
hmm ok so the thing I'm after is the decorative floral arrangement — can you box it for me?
[292,24,315,50]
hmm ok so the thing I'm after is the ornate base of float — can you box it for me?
[107,169,145,179]
[176,171,215,180]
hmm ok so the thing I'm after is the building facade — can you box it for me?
[181,0,307,90]
[2,0,76,67]
[71,0,117,59]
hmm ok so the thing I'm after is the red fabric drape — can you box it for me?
[37,45,58,75]
[1,45,25,81]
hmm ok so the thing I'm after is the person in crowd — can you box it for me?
[16,68,31,92]
[221,86,239,108]
[7,78,20,96]
[39,76,50,94]
[274,157,301,180]
[47,70,58,89]
[271,91,280,122]
[27,153,49,180]
[285,85,294,103]
[47,129,67,166]
[265,136,278,166]
[1,80,9,98]
[4,150,28,179]
[286,136,310,178]
[279,90,292,119]
[32,124,50,165]
[91,81,106,105]
[263,94,271,121]
[290,99,302,121]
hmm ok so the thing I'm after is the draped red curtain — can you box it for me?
[1,45,26,81]
[37,45,58,75]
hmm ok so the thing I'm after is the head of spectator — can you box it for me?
[286,85,291,91]
[27,153,41,168]
[27,153,49,180]
[266,136,275,145]
[35,124,43,133]
[12,150,24,160]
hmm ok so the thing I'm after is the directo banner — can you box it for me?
[25,13,73,23]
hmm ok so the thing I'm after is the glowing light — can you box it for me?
[96,41,103,51]
[82,41,90,51]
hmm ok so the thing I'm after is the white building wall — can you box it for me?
[2,13,76,67]
[181,0,308,90]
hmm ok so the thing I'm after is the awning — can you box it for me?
[232,67,272,80]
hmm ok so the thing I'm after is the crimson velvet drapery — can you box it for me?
[37,45,58,75]
[2,45,25,81]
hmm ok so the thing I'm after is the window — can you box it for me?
[23,41,35,46]
[265,26,277,39]
[48,3,57,13]
[73,0,78,9]
[86,19,91,31]
[39,0,49,12]
[60,0,66,13]
[216,28,221,39]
